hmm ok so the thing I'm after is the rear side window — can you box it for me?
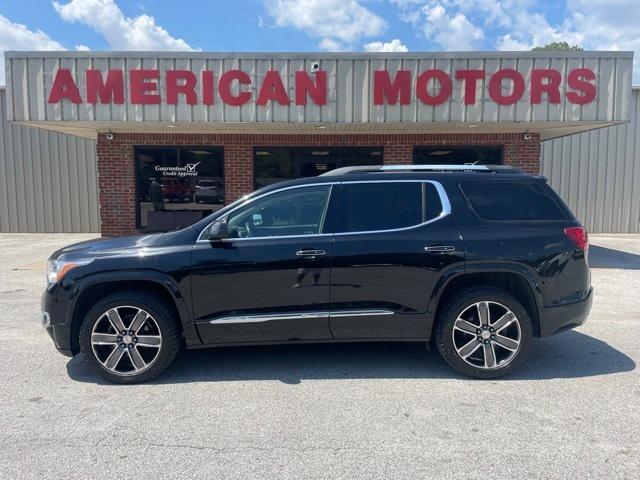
[339,182,443,233]
[461,181,566,221]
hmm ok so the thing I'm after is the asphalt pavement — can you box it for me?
[0,233,638,479]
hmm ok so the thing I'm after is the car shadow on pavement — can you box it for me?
[589,245,640,270]
[66,330,635,385]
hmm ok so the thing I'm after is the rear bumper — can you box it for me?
[539,288,593,336]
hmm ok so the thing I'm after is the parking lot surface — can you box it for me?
[0,233,638,479]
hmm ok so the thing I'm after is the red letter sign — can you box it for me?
[166,70,197,105]
[130,70,161,104]
[416,69,452,106]
[48,69,82,104]
[219,70,252,106]
[489,69,525,105]
[86,69,124,104]
[530,69,561,104]
[455,69,484,105]
[257,70,290,106]
[567,68,596,104]
[295,71,327,106]
[373,70,411,105]
[202,71,214,106]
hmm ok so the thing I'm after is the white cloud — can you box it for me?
[423,4,484,50]
[0,14,65,85]
[391,0,640,82]
[53,0,196,50]
[568,0,640,81]
[494,34,528,51]
[364,39,409,53]
[75,44,90,51]
[264,0,386,50]
[392,1,484,50]
[494,11,584,52]
[318,38,344,51]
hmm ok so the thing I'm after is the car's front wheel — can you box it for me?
[435,287,532,379]
[79,290,181,384]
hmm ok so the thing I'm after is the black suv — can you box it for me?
[42,165,592,383]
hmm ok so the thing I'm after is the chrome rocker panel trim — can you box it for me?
[209,309,395,325]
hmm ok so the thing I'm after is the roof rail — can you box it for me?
[320,164,523,176]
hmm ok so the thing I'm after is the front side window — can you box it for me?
[226,185,332,239]
[338,182,443,233]
[461,182,567,221]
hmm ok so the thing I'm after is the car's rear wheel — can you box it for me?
[435,287,532,379]
[79,290,181,384]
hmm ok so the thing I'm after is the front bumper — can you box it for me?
[538,287,593,336]
[41,287,75,357]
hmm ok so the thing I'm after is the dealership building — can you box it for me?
[1,50,638,235]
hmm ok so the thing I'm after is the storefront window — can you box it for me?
[413,146,503,165]
[254,147,383,189]
[135,147,224,231]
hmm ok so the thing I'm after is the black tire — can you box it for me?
[434,287,533,379]
[79,290,181,384]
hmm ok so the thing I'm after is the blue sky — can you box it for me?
[2,0,639,84]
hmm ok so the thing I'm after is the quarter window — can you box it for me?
[226,185,332,238]
[338,182,443,233]
[461,182,567,221]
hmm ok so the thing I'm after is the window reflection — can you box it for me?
[135,147,224,231]
[254,147,383,189]
[413,146,503,165]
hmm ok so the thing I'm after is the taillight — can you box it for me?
[564,226,589,251]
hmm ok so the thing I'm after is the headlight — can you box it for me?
[46,258,93,285]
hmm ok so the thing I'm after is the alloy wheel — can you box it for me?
[451,301,521,370]
[90,306,162,376]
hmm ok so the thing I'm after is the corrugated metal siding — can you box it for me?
[542,89,640,233]
[5,51,633,124]
[0,89,100,232]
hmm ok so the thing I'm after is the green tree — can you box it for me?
[531,41,583,51]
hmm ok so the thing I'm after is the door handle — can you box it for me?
[296,249,326,257]
[424,245,456,253]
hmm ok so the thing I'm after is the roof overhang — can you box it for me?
[16,119,625,141]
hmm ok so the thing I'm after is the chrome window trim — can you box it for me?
[209,309,396,324]
[197,179,451,243]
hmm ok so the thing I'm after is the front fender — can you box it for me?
[67,270,201,348]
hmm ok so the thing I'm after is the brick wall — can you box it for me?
[96,132,541,236]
